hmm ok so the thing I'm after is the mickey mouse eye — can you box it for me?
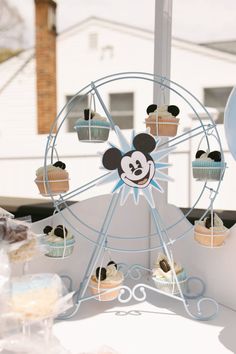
[129,163,135,172]
[136,160,142,168]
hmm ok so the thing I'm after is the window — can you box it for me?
[109,93,134,129]
[204,87,233,123]
[88,33,98,50]
[66,95,88,132]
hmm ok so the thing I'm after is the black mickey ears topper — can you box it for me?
[84,109,95,121]
[146,104,180,117]
[167,105,180,117]
[107,260,118,269]
[208,151,221,162]
[195,150,206,159]
[53,161,66,169]
[205,213,216,229]
[146,104,157,115]
[96,267,107,281]
[43,225,53,235]
[133,133,156,154]
[54,225,68,238]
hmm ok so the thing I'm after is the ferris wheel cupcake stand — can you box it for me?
[42,72,226,321]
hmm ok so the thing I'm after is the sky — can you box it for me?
[6,0,236,48]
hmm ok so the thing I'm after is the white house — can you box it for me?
[0,13,236,211]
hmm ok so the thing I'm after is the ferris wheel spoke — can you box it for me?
[56,172,110,204]
[91,81,116,130]
[158,123,215,149]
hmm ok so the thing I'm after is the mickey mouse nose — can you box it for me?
[134,169,142,176]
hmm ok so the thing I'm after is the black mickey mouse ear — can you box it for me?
[107,260,118,269]
[208,151,221,162]
[195,150,206,159]
[133,133,156,154]
[53,161,66,169]
[167,105,180,117]
[96,267,107,281]
[146,104,157,115]
[102,148,122,170]
[43,225,53,234]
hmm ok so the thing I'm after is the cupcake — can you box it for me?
[152,253,187,294]
[74,109,110,143]
[9,273,62,320]
[194,213,228,247]
[43,225,75,258]
[35,160,69,196]
[145,104,180,137]
[89,261,124,301]
[192,150,226,181]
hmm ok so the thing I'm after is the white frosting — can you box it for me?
[106,264,117,278]
[152,253,182,281]
[148,105,174,119]
[196,152,214,162]
[199,213,225,232]
[46,228,73,243]
[93,112,107,121]
[106,270,123,282]
[36,165,61,177]
[77,112,107,122]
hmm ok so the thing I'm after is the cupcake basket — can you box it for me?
[74,94,110,143]
[43,217,75,259]
[35,177,69,197]
[192,134,226,181]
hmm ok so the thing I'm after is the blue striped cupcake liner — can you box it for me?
[192,161,226,181]
[45,239,75,258]
[152,270,187,294]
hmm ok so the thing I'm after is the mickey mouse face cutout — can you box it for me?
[102,133,156,189]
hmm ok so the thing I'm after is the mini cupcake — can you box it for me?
[35,161,69,196]
[89,261,124,301]
[194,213,228,247]
[152,253,187,294]
[74,109,110,143]
[43,225,75,258]
[192,150,226,181]
[145,104,180,137]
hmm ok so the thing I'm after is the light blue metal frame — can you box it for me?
[42,72,223,321]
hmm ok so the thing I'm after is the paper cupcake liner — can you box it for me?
[45,239,75,258]
[145,118,179,137]
[89,278,123,301]
[75,126,110,142]
[194,229,228,247]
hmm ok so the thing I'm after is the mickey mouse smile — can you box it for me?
[125,168,151,186]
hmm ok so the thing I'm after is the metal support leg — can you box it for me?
[58,193,120,319]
